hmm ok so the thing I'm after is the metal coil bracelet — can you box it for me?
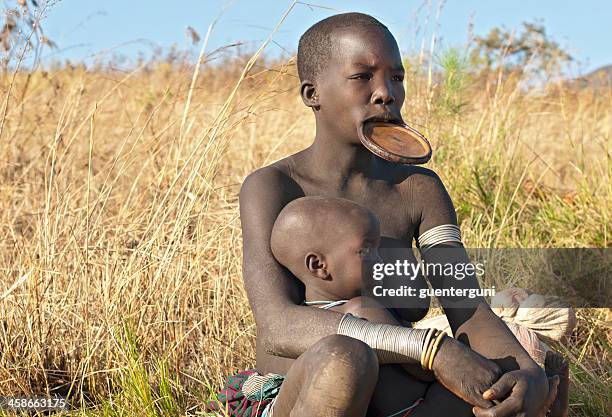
[337,313,430,364]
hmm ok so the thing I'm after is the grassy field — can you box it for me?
[0,28,610,416]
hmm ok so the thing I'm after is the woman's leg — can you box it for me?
[269,334,475,417]
[271,334,379,417]
[408,382,474,417]
[368,364,474,417]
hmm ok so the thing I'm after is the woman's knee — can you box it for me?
[287,336,378,416]
[309,335,379,381]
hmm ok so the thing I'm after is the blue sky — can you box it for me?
[39,0,610,74]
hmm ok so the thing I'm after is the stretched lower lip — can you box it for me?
[363,118,402,125]
[357,118,432,165]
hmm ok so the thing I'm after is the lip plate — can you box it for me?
[358,121,432,165]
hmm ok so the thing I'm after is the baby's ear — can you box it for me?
[305,252,330,280]
[300,80,319,109]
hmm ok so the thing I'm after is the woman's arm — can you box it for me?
[409,168,538,367]
[409,168,549,417]
[240,166,343,358]
[331,297,435,382]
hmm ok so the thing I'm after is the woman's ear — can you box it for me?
[300,80,319,110]
[305,252,330,280]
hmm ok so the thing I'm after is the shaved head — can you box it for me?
[270,196,378,282]
[297,12,389,83]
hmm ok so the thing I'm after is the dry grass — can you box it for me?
[0,44,610,416]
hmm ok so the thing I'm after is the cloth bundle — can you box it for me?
[414,288,576,363]
[206,370,285,417]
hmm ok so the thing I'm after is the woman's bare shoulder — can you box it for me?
[399,165,444,189]
[239,156,304,212]
[389,165,447,203]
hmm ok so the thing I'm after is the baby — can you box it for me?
[270,196,569,417]
[269,196,405,326]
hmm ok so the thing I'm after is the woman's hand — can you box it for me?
[472,367,551,417]
[431,337,503,408]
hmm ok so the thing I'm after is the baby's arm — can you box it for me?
[330,296,434,382]
[332,297,400,323]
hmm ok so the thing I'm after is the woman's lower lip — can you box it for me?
[365,119,401,125]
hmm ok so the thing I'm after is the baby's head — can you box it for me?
[271,196,381,300]
[297,12,406,143]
